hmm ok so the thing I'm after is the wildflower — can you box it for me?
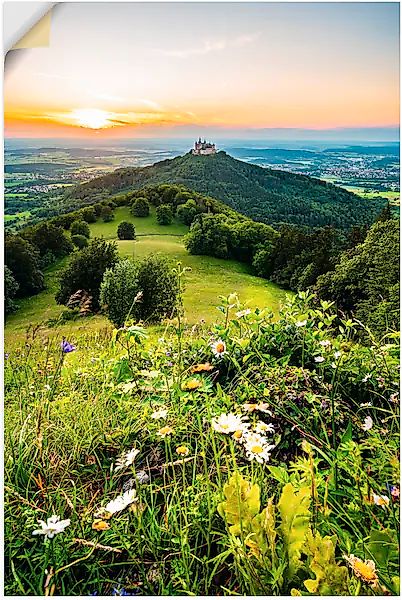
[236,309,252,318]
[176,445,190,456]
[189,362,214,373]
[255,421,275,435]
[157,425,173,438]
[212,413,248,434]
[334,351,342,359]
[151,408,168,419]
[362,373,371,382]
[103,489,137,516]
[181,378,203,391]
[362,416,373,431]
[389,392,398,403]
[32,515,71,539]
[372,493,390,508]
[319,340,331,347]
[92,519,110,531]
[61,338,76,353]
[390,485,400,501]
[211,339,227,358]
[243,432,275,464]
[343,554,378,586]
[114,448,140,472]
[232,429,247,442]
[359,402,372,408]
[243,402,271,414]
[314,356,325,363]
[295,320,307,327]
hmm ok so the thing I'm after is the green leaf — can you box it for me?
[303,530,349,595]
[217,472,260,536]
[278,483,311,577]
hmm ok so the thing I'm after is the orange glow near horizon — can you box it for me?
[4,3,399,138]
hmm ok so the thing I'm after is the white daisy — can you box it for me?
[104,489,137,515]
[211,339,227,358]
[151,408,168,420]
[255,421,275,435]
[319,340,331,347]
[243,433,275,464]
[314,356,325,363]
[362,416,373,431]
[32,515,71,539]
[114,448,140,472]
[236,309,252,318]
[334,351,342,359]
[372,493,390,509]
[212,413,248,434]
[295,320,307,327]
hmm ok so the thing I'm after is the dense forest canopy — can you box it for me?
[65,152,385,230]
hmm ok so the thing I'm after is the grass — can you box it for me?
[5,211,288,345]
[4,292,400,596]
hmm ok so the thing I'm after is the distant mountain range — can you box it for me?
[67,151,385,229]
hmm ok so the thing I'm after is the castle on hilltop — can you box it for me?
[192,138,216,155]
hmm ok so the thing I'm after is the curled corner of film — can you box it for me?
[4,2,56,53]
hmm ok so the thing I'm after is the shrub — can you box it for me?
[71,234,89,249]
[80,207,97,223]
[156,204,173,225]
[135,254,179,322]
[5,266,19,315]
[101,206,114,222]
[117,221,136,240]
[56,238,119,311]
[131,197,150,217]
[100,259,140,327]
[177,199,198,225]
[22,222,74,258]
[5,235,44,297]
[100,254,179,325]
[71,220,90,238]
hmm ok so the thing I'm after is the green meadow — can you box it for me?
[5,207,288,344]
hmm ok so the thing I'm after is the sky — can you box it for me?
[4,2,400,139]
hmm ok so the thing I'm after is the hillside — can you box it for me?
[66,151,385,229]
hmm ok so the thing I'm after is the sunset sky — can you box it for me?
[4,2,400,139]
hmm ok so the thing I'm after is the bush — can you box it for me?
[101,206,114,222]
[56,238,119,311]
[156,204,173,225]
[71,234,89,249]
[5,266,19,315]
[5,235,44,297]
[177,199,198,225]
[100,254,179,325]
[131,197,150,217]
[71,220,90,238]
[100,259,140,327]
[22,222,74,258]
[80,207,97,223]
[117,221,136,240]
[136,254,179,322]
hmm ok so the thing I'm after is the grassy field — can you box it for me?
[5,210,288,345]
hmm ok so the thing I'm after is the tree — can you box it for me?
[131,197,150,217]
[101,205,114,222]
[56,238,119,311]
[156,204,173,225]
[375,201,392,223]
[316,220,400,337]
[5,235,44,297]
[71,234,89,249]
[100,259,140,327]
[117,221,136,240]
[184,214,232,259]
[135,254,179,322]
[177,199,198,225]
[80,207,97,223]
[5,266,19,315]
[22,222,74,258]
[71,220,90,238]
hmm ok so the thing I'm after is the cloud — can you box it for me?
[155,32,260,58]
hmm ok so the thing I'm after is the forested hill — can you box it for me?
[66,151,384,229]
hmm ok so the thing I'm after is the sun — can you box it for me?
[72,108,113,129]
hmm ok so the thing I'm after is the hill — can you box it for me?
[66,151,384,229]
[5,206,287,344]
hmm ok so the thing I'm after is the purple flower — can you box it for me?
[5,353,9,360]
[61,339,76,353]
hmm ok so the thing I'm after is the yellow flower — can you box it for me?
[158,426,173,438]
[371,493,390,508]
[211,339,227,358]
[181,378,202,391]
[344,554,378,585]
[189,363,214,373]
[92,519,110,531]
[176,445,190,456]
